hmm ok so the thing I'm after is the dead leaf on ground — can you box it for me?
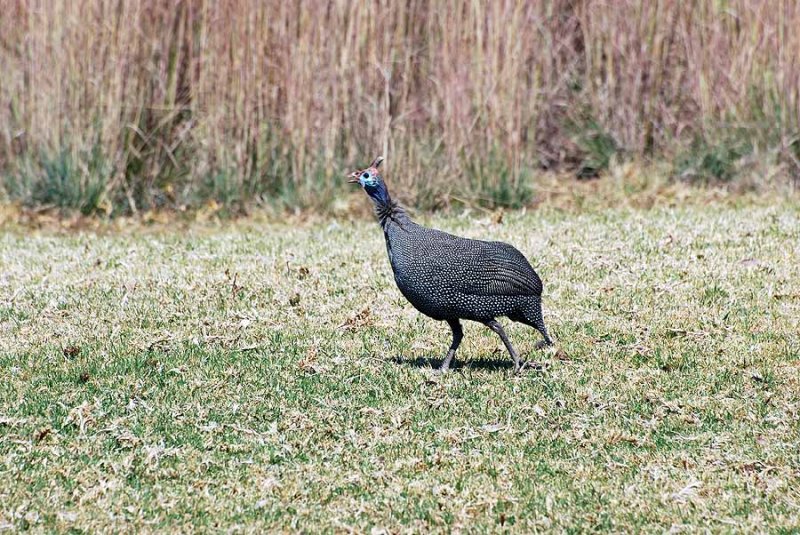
[555,348,570,361]
[341,307,372,331]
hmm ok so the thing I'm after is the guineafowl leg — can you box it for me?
[483,319,522,373]
[439,319,463,373]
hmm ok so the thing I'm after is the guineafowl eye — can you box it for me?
[362,172,370,179]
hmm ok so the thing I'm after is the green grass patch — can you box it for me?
[1,202,799,531]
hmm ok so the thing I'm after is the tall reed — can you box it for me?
[1,0,798,213]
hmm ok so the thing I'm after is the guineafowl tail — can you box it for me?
[514,296,553,346]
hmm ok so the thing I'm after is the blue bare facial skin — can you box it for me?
[360,171,377,188]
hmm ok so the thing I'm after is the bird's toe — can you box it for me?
[516,360,547,374]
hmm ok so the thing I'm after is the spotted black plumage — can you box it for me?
[349,156,554,373]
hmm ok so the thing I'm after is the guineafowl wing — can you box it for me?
[417,231,542,297]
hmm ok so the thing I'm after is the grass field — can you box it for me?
[1,200,799,532]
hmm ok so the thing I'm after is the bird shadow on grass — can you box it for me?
[390,355,539,372]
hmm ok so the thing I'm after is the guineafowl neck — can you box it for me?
[376,198,411,230]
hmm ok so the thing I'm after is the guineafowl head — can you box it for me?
[348,156,390,205]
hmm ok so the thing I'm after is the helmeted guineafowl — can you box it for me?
[348,156,554,374]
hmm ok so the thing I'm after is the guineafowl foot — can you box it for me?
[436,319,464,374]
[436,355,454,374]
[534,340,553,350]
[436,350,457,374]
[517,360,546,374]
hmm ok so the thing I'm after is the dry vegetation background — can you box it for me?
[1,0,800,214]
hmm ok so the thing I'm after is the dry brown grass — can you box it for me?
[1,1,800,211]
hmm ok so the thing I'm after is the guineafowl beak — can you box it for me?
[347,171,361,184]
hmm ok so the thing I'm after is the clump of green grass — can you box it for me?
[7,146,113,215]
[674,136,753,184]
[569,118,621,179]
[463,149,535,209]
[1,200,798,531]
